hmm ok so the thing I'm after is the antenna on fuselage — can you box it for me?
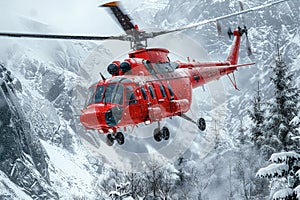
[100,72,106,81]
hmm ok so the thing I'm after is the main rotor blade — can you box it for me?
[150,0,288,38]
[101,1,136,35]
[0,32,126,41]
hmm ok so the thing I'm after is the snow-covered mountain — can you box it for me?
[0,14,113,199]
[0,0,299,199]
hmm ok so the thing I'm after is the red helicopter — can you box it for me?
[0,0,287,146]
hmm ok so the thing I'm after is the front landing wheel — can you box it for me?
[115,132,125,145]
[106,134,114,146]
[197,118,206,131]
[161,127,170,140]
[153,128,162,142]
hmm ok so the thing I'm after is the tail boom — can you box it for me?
[175,27,254,89]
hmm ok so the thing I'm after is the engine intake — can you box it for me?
[107,63,119,76]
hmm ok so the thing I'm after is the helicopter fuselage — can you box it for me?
[80,30,245,134]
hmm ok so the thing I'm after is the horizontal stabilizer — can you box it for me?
[200,62,255,70]
[227,62,256,68]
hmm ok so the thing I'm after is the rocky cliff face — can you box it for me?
[0,64,58,199]
[0,15,113,197]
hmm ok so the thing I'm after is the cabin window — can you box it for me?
[141,87,148,100]
[126,86,137,105]
[148,86,156,99]
[160,84,166,98]
[167,84,175,100]
[153,63,174,74]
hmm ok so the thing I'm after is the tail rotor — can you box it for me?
[227,27,233,39]
[226,1,253,56]
[238,1,253,56]
[227,26,252,56]
[244,26,253,56]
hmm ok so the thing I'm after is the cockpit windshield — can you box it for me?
[85,83,125,107]
[85,78,136,107]
[103,84,124,105]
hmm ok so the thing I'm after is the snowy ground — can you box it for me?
[40,140,98,199]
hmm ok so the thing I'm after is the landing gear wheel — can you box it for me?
[153,128,162,142]
[197,118,206,131]
[162,127,170,140]
[106,134,114,146]
[115,132,125,145]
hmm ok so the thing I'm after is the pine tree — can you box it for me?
[236,120,270,199]
[256,47,300,199]
[264,48,299,151]
[248,82,265,147]
[290,115,300,152]
[256,151,300,200]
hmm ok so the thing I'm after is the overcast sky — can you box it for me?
[0,0,144,35]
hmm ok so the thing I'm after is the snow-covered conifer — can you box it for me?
[257,151,300,200]
[264,50,299,151]
[248,82,265,147]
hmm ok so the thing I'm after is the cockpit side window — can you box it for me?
[104,84,124,105]
[95,85,104,103]
[103,84,114,103]
[126,86,137,105]
[112,84,124,105]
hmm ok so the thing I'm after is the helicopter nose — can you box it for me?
[105,106,124,127]
[80,103,123,130]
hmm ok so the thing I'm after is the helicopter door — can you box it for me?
[146,83,162,121]
[124,85,139,123]
[124,85,149,123]
[166,83,176,113]
[153,82,171,116]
